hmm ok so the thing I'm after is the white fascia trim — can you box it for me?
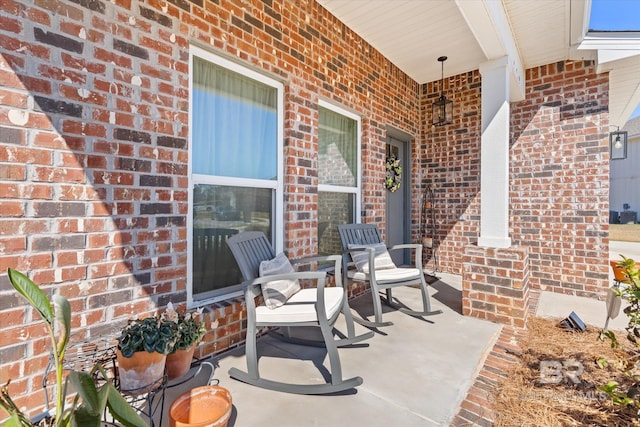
[578,33,640,72]
[598,49,640,65]
[454,0,525,101]
[579,32,640,48]
[568,0,591,46]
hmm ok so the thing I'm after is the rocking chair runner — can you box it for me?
[338,223,442,327]
[226,231,372,394]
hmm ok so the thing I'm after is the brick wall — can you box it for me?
[419,71,482,273]
[0,0,611,414]
[418,61,609,300]
[510,61,610,298]
[0,0,420,414]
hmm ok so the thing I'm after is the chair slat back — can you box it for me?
[226,231,275,281]
[338,224,384,272]
[338,224,384,251]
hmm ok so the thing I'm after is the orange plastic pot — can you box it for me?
[610,260,629,283]
[169,386,232,427]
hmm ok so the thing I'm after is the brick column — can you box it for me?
[462,244,530,328]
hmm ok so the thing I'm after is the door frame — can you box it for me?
[385,126,412,265]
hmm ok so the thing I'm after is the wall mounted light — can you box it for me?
[431,56,453,126]
[610,127,627,160]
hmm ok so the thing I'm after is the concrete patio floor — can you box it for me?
[154,241,639,426]
[158,272,501,427]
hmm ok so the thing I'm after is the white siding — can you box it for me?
[610,136,640,221]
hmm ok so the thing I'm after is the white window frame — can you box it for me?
[187,45,284,307]
[317,99,362,223]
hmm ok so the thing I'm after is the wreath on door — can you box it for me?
[385,155,402,192]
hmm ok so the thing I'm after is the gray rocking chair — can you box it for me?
[226,231,372,394]
[338,223,442,328]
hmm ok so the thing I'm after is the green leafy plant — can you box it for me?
[117,316,176,358]
[162,303,206,351]
[599,381,637,406]
[598,256,640,420]
[0,268,147,427]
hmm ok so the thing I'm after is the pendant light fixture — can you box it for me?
[432,56,453,126]
[610,126,627,160]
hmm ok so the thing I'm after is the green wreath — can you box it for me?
[385,155,402,192]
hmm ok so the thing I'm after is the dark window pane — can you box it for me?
[193,185,273,299]
[318,192,354,256]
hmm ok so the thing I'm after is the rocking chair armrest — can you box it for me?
[389,243,420,251]
[241,280,262,315]
[291,254,343,287]
[291,254,341,270]
[388,244,423,269]
[242,271,328,290]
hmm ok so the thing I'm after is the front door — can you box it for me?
[385,136,410,266]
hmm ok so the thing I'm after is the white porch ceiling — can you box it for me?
[317,0,640,127]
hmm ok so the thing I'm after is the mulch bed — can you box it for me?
[492,317,640,426]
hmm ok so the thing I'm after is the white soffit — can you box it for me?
[316,1,640,129]
[504,0,586,67]
[317,0,582,85]
[606,54,640,128]
[579,32,640,127]
[316,0,488,84]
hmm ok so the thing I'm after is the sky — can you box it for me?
[589,0,640,119]
[589,0,640,31]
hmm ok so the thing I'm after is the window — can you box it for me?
[317,101,361,255]
[188,46,283,304]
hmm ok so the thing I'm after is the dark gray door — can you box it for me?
[385,136,410,266]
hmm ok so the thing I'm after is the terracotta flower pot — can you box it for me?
[116,349,166,393]
[169,386,232,427]
[166,344,196,380]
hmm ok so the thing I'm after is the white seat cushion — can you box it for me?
[255,287,344,324]
[349,267,422,283]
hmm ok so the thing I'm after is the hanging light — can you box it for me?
[614,134,622,149]
[432,56,454,126]
[610,126,627,160]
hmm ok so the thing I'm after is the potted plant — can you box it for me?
[599,256,640,415]
[0,268,147,427]
[116,316,176,393]
[162,303,206,380]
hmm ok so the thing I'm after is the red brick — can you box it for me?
[0,0,610,409]
[61,120,107,137]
